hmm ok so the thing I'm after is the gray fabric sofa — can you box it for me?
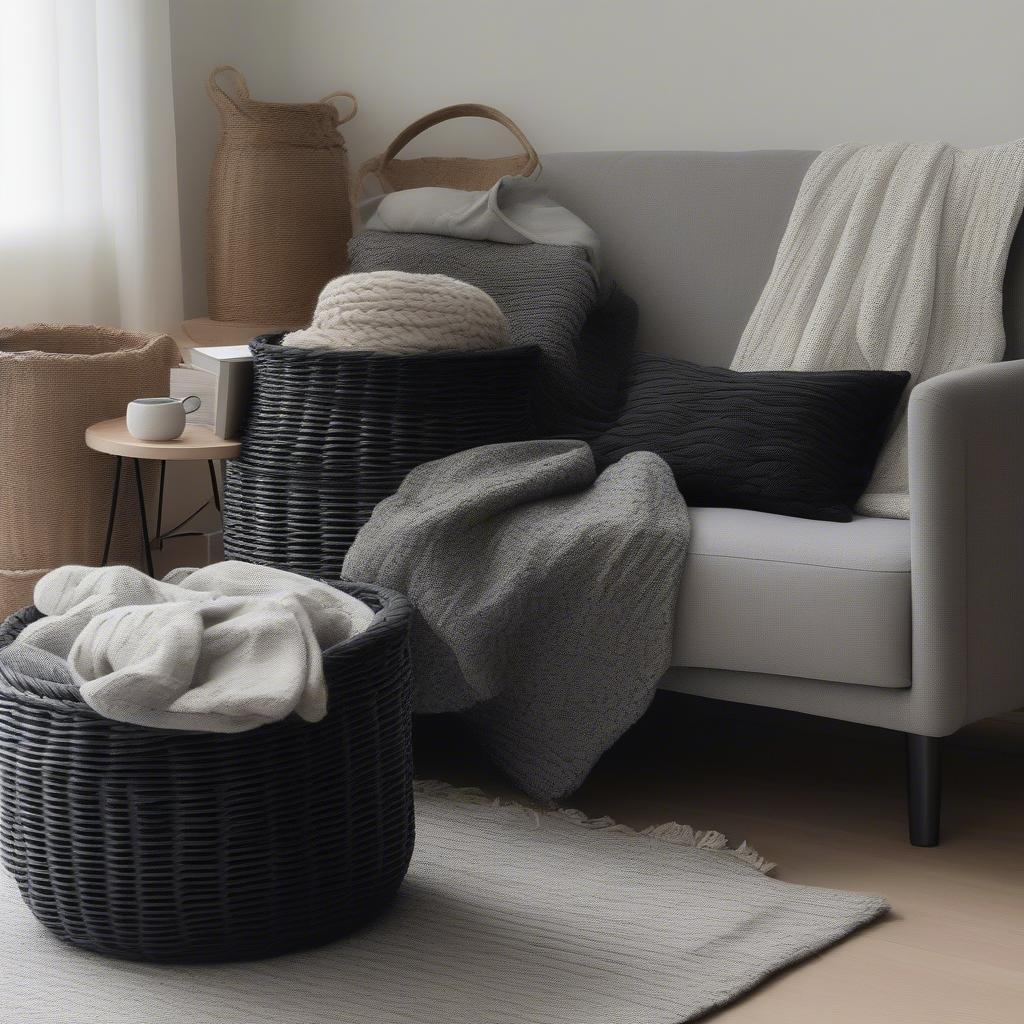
[542,150,1024,845]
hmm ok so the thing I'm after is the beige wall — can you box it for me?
[170,0,1024,317]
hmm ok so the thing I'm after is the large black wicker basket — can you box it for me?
[223,333,540,576]
[0,581,414,963]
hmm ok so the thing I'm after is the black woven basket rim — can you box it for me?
[0,577,410,715]
[250,332,541,365]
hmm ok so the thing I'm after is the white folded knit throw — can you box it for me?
[732,139,1024,518]
[283,270,510,354]
[13,562,374,732]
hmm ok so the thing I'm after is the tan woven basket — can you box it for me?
[0,325,179,615]
[353,103,540,224]
[206,66,357,326]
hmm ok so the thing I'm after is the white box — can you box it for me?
[187,346,254,440]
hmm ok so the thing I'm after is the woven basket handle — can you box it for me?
[206,65,251,109]
[320,90,358,125]
[379,103,539,174]
[208,67,356,128]
[353,104,540,215]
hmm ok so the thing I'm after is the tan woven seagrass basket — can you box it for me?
[0,325,179,615]
[352,103,540,225]
[206,66,357,325]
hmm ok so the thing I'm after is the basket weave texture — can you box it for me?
[0,580,414,962]
[222,333,540,576]
[206,66,356,325]
[0,324,179,616]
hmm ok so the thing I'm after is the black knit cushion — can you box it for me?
[591,355,910,521]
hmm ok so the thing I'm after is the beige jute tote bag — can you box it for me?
[353,103,540,224]
[206,66,357,325]
[0,325,179,616]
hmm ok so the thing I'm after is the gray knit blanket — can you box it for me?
[349,231,637,437]
[347,233,686,798]
[343,440,689,801]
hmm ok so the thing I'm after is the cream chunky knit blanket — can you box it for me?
[732,140,1024,518]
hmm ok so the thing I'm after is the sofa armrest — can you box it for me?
[909,358,1024,733]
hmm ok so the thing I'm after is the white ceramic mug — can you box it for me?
[126,396,202,442]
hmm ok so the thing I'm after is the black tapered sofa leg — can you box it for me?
[906,733,942,847]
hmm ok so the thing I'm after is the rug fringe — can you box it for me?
[414,779,776,874]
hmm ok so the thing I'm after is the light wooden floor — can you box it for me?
[413,695,1024,1024]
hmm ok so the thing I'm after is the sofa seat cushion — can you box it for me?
[673,507,911,688]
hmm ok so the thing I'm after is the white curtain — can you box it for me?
[0,0,183,331]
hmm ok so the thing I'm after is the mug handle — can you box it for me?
[181,395,202,415]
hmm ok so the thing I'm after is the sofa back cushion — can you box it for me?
[540,149,1024,364]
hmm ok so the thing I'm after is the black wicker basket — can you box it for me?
[222,333,540,576]
[0,581,414,963]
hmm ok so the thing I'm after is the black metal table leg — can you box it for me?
[100,456,122,566]
[155,461,166,549]
[208,460,221,512]
[132,458,155,577]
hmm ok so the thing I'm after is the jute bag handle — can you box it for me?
[380,103,538,171]
[354,103,540,205]
[207,66,357,124]
[206,65,251,111]
[319,90,359,125]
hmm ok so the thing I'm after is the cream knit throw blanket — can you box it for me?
[284,271,509,354]
[731,140,1024,518]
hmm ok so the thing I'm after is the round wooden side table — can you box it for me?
[85,417,241,576]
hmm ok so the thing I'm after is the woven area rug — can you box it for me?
[0,781,887,1024]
